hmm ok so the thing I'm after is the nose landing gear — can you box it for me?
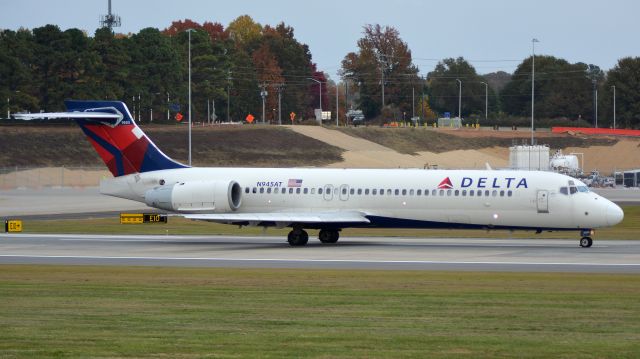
[579,229,594,248]
[580,236,593,248]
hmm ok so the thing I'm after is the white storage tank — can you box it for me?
[509,145,550,170]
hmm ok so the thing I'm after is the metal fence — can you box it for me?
[0,166,111,189]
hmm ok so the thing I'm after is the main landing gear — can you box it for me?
[287,227,341,246]
[580,229,593,248]
[318,229,340,244]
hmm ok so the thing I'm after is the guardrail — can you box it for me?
[0,166,110,189]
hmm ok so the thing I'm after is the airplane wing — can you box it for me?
[182,211,371,228]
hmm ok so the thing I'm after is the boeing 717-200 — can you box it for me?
[15,100,624,247]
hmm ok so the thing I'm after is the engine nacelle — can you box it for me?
[144,180,242,213]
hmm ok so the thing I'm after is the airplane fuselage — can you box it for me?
[101,167,622,231]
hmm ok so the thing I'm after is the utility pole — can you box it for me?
[260,83,267,124]
[456,79,462,120]
[137,93,141,122]
[531,38,539,145]
[166,92,170,121]
[612,85,616,129]
[593,79,598,128]
[7,97,10,119]
[336,80,339,126]
[187,28,195,166]
[480,81,488,123]
[380,54,385,108]
[227,70,232,122]
[212,99,216,124]
[276,84,284,125]
[207,99,210,125]
[412,87,415,119]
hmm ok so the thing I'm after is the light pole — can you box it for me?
[309,78,322,112]
[456,79,462,120]
[612,85,616,129]
[166,92,170,121]
[480,81,488,123]
[227,71,232,123]
[6,97,9,119]
[187,28,195,166]
[336,79,339,126]
[531,38,539,145]
[260,83,267,124]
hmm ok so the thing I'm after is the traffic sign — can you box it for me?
[290,112,296,122]
[246,114,255,123]
[175,113,183,122]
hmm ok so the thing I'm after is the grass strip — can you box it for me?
[1,265,639,358]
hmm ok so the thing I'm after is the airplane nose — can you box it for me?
[606,204,624,226]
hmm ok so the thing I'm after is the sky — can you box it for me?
[1,0,638,79]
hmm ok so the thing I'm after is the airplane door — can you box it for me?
[536,190,549,213]
[339,184,349,201]
[323,184,334,201]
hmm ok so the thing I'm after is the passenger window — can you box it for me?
[326,188,331,194]
[417,189,421,196]
[439,190,444,196]
[447,190,452,196]
[365,189,370,195]
[454,190,459,196]
[296,188,301,194]
[289,188,293,194]
[492,190,497,197]
[401,189,406,195]
[500,190,504,197]
[476,190,481,197]
[485,190,490,196]
[432,190,437,196]
[304,188,308,194]
[395,189,400,196]
[342,188,347,195]
[508,190,513,197]
[373,189,377,195]
[380,188,384,195]
[245,187,249,194]
[357,189,362,195]
[267,188,272,194]
[260,188,265,194]
[311,188,316,194]
[409,189,414,195]
[253,187,257,194]
[387,189,392,195]
[350,188,355,195]
[319,188,323,195]
[462,190,467,196]
[424,189,429,196]
[275,188,280,194]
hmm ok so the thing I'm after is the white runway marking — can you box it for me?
[1,254,638,267]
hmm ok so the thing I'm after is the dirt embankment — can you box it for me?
[0,124,343,168]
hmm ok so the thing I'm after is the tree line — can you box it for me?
[1,18,639,128]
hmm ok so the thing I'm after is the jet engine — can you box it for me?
[144,180,242,212]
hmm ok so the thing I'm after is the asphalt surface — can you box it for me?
[1,233,639,273]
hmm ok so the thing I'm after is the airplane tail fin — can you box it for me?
[63,100,187,177]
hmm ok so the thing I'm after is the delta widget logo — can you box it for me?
[437,177,453,189]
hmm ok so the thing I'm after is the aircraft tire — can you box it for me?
[318,229,339,244]
[288,230,309,246]
[580,236,593,248]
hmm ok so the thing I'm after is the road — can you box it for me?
[1,234,639,273]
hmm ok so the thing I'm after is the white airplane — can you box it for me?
[15,100,624,247]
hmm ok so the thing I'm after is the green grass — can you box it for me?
[0,266,639,358]
[19,205,640,240]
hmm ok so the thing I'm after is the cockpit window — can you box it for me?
[560,187,568,195]
[577,186,589,193]
[569,186,578,194]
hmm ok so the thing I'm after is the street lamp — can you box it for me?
[612,85,616,129]
[456,79,462,120]
[480,81,488,123]
[531,38,539,145]
[308,78,322,113]
[186,28,195,166]
[166,92,170,121]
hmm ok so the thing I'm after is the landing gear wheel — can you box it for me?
[319,229,340,244]
[580,236,593,248]
[288,229,309,246]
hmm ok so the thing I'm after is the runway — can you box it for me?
[1,233,639,273]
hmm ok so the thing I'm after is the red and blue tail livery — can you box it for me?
[17,100,187,177]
